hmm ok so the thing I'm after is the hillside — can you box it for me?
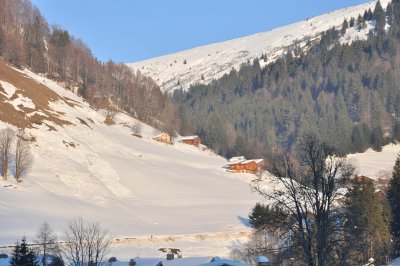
[127,0,390,93]
[2,1,400,263]
[166,0,400,162]
[0,60,260,258]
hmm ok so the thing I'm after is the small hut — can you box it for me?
[226,158,264,174]
[153,132,171,143]
[179,135,201,147]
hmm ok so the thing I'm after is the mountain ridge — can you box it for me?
[127,0,390,93]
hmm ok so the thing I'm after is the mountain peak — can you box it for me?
[127,0,390,93]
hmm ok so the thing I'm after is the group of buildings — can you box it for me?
[152,132,201,147]
[152,133,265,175]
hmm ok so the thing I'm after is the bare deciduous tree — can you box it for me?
[35,222,61,266]
[12,133,33,182]
[63,218,111,266]
[0,128,15,180]
[231,229,280,265]
[252,133,354,266]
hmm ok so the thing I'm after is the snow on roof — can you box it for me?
[133,258,163,266]
[226,159,246,165]
[226,158,264,165]
[240,159,264,165]
[252,159,264,164]
[153,132,169,138]
[109,257,216,266]
[179,135,199,141]
[198,258,251,266]
[229,156,245,162]
[336,187,348,196]
[162,257,214,266]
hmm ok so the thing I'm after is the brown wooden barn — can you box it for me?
[179,135,201,147]
[354,175,375,184]
[153,132,171,143]
[227,158,264,174]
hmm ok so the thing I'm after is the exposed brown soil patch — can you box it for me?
[0,60,73,128]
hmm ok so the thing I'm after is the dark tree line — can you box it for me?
[173,0,400,159]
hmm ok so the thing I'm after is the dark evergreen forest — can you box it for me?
[173,0,400,159]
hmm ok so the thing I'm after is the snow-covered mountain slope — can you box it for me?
[1,58,399,259]
[127,0,390,93]
[0,60,260,257]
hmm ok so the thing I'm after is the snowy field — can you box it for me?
[1,66,400,260]
[0,0,398,260]
[0,67,261,259]
[128,0,390,93]
[348,144,400,180]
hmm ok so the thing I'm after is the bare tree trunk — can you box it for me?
[0,128,15,180]
[14,133,33,182]
[35,222,60,266]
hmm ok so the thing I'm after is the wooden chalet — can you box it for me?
[153,132,171,143]
[353,175,375,184]
[227,158,264,174]
[179,135,201,147]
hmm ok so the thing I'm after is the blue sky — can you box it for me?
[31,0,372,63]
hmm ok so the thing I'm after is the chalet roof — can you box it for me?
[133,258,163,266]
[153,132,169,139]
[179,135,199,141]
[226,159,246,165]
[354,175,375,184]
[226,158,264,165]
[240,159,264,164]
[199,257,250,266]
[229,156,245,162]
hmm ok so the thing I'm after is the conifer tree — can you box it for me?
[388,153,400,256]
[248,203,287,230]
[10,237,38,266]
[10,242,21,266]
[345,181,391,265]
[341,19,349,35]
[373,0,386,33]
[349,17,355,27]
